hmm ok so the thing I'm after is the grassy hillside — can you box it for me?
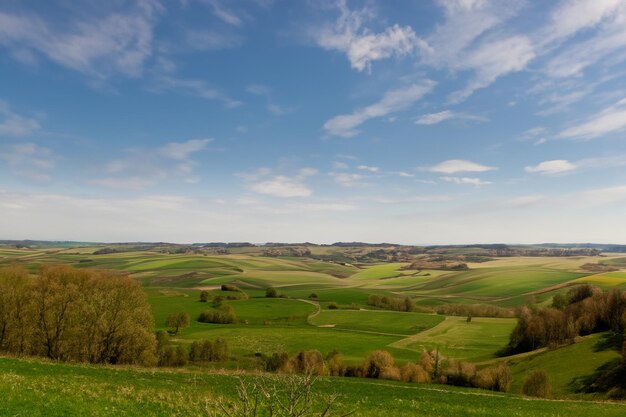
[2,356,625,417]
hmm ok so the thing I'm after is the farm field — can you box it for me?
[2,356,626,417]
[1,244,626,408]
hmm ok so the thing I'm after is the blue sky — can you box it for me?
[1,0,626,244]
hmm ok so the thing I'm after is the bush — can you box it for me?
[221,283,240,292]
[266,287,278,298]
[363,350,395,379]
[198,305,236,324]
[286,350,325,375]
[189,338,229,363]
[308,293,318,299]
[474,363,512,392]
[327,302,339,310]
[522,369,551,398]
[401,363,429,383]
[199,290,210,302]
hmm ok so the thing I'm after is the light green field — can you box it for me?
[310,310,445,335]
[393,316,517,362]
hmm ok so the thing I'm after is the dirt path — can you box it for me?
[297,298,321,323]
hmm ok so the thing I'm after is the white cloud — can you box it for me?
[369,195,452,204]
[94,138,211,189]
[578,185,626,205]
[315,0,425,72]
[429,159,496,174]
[154,76,242,108]
[324,80,435,137]
[449,35,535,103]
[501,195,545,208]
[249,176,312,198]
[415,110,487,125]
[357,165,379,172]
[525,159,577,175]
[415,110,454,125]
[0,3,161,78]
[0,101,40,137]
[559,99,626,139]
[330,172,368,188]
[201,0,243,27]
[0,142,56,181]
[544,0,623,43]
[441,176,492,185]
[158,138,212,160]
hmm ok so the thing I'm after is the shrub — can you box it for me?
[379,366,402,381]
[199,290,210,302]
[266,287,278,298]
[522,369,551,398]
[327,302,339,310]
[287,350,325,375]
[363,350,395,379]
[221,284,240,292]
[198,305,236,324]
[308,293,318,299]
[189,338,229,363]
[401,363,429,383]
[474,363,512,392]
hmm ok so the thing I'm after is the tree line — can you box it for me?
[504,285,626,354]
[258,348,513,393]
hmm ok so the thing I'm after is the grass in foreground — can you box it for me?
[1,356,625,417]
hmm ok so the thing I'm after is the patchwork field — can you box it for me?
[1,244,626,411]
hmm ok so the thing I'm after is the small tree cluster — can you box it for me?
[367,295,417,312]
[0,265,156,366]
[505,285,626,354]
[198,305,237,324]
[157,333,229,366]
[435,303,514,318]
[166,312,190,335]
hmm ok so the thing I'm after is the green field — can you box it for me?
[1,244,626,411]
[2,356,625,417]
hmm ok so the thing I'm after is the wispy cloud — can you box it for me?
[415,110,487,125]
[153,76,242,108]
[94,138,212,189]
[428,159,497,174]
[357,165,379,173]
[240,166,317,198]
[329,172,368,188]
[324,80,435,137]
[0,142,56,182]
[558,99,626,140]
[314,0,425,72]
[0,2,162,78]
[441,176,492,186]
[525,153,626,176]
[0,101,40,137]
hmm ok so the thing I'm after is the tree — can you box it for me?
[266,287,278,298]
[200,290,210,302]
[522,370,551,398]
[166,312,190,335]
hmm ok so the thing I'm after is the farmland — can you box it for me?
[1,243,626,414]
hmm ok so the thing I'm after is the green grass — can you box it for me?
[394,316,517,362]
[310,310,444,335]
[508,333,622,396]
[1,356,625,417]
